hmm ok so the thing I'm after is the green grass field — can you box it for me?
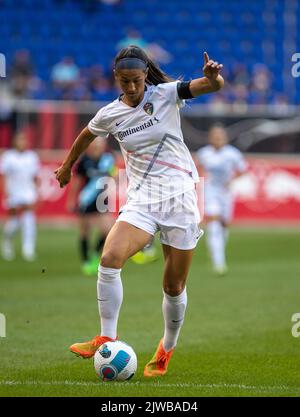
[0,225,300,397]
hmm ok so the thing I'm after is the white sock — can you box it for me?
[20,211,36,257]
[3,217,20,239]
[206,221,226,268]
[162,287,187,352]
[97,266,123,339]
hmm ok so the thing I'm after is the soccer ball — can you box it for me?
[94,340,137,382]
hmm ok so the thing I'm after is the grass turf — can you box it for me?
[0,226,300,397]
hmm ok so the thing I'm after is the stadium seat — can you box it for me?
[0,0,298,104]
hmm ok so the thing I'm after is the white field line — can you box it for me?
[1,380,300,394]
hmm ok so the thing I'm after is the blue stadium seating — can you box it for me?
[0,0,298,103]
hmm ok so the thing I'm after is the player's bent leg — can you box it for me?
[70,221,152,359]
[100,220,152,269]
[99,221,151,338]
[144,246,193,377]
[97,265,123,339]
[161,245,194,296]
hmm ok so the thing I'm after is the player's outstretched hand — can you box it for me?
[54,164,72,188]
[203,52,223,80]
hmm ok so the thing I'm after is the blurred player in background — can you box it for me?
[0,132,40,261]
[66,137,116,276]
[196,124,247,275]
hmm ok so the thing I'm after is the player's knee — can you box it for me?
[100,250,124,269]
[163,282,185,297]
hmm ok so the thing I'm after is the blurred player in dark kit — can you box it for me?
[67,137,116,275]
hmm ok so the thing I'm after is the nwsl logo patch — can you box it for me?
[143,102,153,115]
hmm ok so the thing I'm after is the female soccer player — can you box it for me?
[196,124,247,275]
[0,132,40,261]
[55,46,224,377]
[66,137,116,276]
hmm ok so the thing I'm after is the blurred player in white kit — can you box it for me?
[0,132,40,261]
[196,124,247,275]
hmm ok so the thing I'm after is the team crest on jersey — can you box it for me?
[143,102,153,115]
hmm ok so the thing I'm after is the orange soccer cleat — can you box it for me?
[69,335,115,359]
[144,339,174,377]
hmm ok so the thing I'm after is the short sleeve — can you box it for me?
[159,81,184,107]
[88,107,109,137]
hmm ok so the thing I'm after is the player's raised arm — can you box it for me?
[54,127,96,188]
[189,52,224,97]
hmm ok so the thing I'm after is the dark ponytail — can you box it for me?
[114,45,173,85]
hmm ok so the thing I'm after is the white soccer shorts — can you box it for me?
[117,189,203,250]
[6,194,37,209]
[204,186,234,223]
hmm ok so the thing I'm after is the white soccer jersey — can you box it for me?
[88,81,199,204]
[0,149,40,207]
[196,144,247,190]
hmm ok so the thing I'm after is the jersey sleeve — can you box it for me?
[88,107,109,137]
[159,81,185,108]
